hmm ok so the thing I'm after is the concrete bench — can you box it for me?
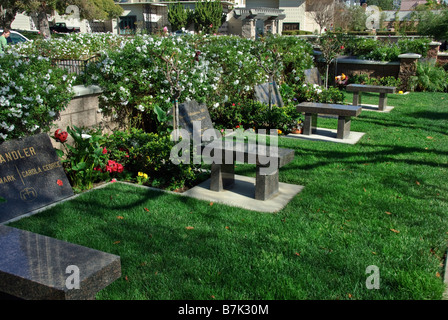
[346,84,396,111]
[296,102,362,139]
[176,100,295,201]
[204,139,295,201]
[0,225,121,300]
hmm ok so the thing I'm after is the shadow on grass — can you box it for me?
[404,110,448,121]
[357,113,448,135]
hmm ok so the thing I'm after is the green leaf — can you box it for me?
[154,105,168,123]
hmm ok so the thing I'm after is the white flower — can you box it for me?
[81,134,92,139]
[137,105,145,112]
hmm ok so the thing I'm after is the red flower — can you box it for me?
[102,147,107,154]
[57,179,63,186]
[54,129,68,143]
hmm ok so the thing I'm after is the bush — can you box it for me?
[54,126,123,192]
[0,53,75,142]
[293,83,345,104]
[209,97,301,134]
[106,128,204,190]
[342,36,431,61]
[408,61,448,92]
[282,30,313,35]
[348,75,402,87]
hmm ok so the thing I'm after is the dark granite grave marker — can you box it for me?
[0,133,73,223]
[176,100,220,141]
[304,68,323,86]
[254,81,284,108]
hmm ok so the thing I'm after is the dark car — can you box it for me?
[49,22,81,34]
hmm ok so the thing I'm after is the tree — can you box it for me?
[417,8,448,40]
[0,1,26,29]
[168,2,190,31]
[193,0,222,34]
[366,0,396,10]
[315,32,345,89]
[1,0,122,37]
[308,0,335,34]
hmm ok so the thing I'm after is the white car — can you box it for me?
[0,29,30,45]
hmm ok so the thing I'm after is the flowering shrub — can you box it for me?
[85,34,222,132]
[209,98,301,134]
[294,83,345,104]
[13,32,125,60]
[342,36,431,61]
[80,33,315,132]
[55,125,125,192]
[0,53,75,142]
[105,128,204,190]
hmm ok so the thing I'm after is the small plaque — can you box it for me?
[254,81,284,108]
[0,134,74,223]
[304,68,323,86]
[175,100,220,142]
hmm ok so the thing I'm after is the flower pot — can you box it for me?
[291,128,302,134]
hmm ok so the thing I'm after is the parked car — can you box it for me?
[0,29,30,45]
[49,22,81,34]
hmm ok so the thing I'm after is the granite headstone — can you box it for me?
[0,133,73,223]
[176,100,220,142]
[304,68,323,86]
[254,81,284,108]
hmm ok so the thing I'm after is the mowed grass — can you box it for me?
[7,91,448,300]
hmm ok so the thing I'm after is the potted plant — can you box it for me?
[291,120,303,134]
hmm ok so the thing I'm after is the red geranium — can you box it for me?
[54,129,68,143]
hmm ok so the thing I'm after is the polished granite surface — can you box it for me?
[0,225,121,300]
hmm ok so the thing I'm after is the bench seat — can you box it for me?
[296,102,362,139]
[0,225,121,300]
[346,84,396,111]
[202,138,295,201]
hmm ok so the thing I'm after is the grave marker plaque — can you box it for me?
[0,133,73,223]
[254,81,284,108]
[304,68,323,86]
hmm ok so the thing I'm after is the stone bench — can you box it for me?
[175,100,295,201]
[296,102,362,139]
[204,138,295,201]
[0,225,121,300]
[346,84,396,111]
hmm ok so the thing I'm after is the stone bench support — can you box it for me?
[296,102,362,139]
[346,84,396,111]
[206,142,294,201]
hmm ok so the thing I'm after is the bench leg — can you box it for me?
[210,163,235,191]
[337,116,351,139]
[303,113,317,135]
[352,92,361,106]
[255,165,279,201]
[378,93,387,111]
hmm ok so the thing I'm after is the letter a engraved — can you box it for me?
[365,265,380,289]
[66,265,80,289]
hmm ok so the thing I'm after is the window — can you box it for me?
[119,16,137,34]
[282,23,300,31]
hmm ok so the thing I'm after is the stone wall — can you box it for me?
[51,85,116,148]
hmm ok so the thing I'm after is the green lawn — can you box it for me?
[7,91,448,300]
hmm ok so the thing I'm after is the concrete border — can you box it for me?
[286,128,365,144]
